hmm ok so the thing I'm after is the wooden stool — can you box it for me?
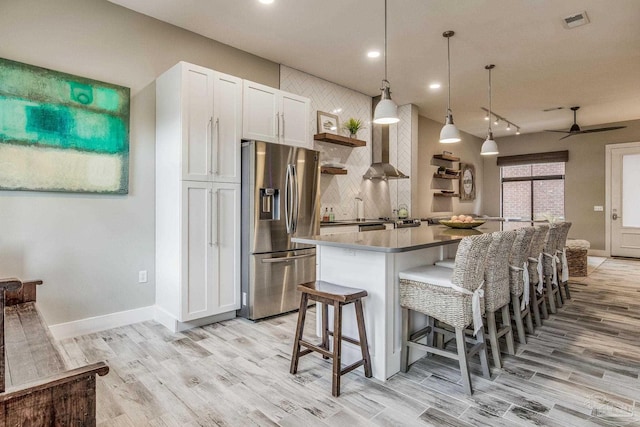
[289,281,372,397]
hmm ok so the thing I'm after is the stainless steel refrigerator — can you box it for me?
[239,140,320,320]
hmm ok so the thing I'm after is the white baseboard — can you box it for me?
[49,306,155,340]
[588,249,608,257]
[154,306,236,333]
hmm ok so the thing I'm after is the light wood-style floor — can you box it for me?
[58,258,640,426]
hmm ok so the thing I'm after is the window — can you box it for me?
[501,162,565,226]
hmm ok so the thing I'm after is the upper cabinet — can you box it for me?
[242,80,310,148]
[156,62,242,184]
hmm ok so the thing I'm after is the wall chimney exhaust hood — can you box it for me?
[363,96,408,180]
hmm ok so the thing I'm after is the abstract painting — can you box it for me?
[0,58,130,194]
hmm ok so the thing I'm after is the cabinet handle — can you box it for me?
[275,112,280,140]
[281,113,285,138]
[210,189,219,246]
[208,117,213,174]
[213,117,220,176]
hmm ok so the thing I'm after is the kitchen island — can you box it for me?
[292,224,500,381]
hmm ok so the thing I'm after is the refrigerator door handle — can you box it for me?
[284,164,292,233]
[291,164,299,233]
[260,253,315,263]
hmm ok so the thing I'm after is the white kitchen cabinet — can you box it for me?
[242,80,310,148]
[156,180,240,324]
[156,61,242,184]
[156,62,241,330]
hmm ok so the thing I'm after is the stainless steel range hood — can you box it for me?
[363,97,408,180]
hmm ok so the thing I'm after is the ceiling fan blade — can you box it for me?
[559,134,576,140]
[577,126,627,134]
[545,130,572,134]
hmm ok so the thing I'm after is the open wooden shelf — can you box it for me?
[314,133,366,147]
[433,173,459,180]
[434,193,459,198]
[321,166,347,175]
[433,154,460,162]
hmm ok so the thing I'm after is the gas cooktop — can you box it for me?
[378,218,422,228]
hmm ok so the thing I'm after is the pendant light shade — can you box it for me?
[439,30,460,143]
[373,0,399,125]
[481,64,499,156]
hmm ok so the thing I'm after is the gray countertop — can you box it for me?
[293,223,503,253]
[320,219,390,227]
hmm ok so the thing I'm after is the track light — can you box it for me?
[494,117,499,126]
[506,122,511,131]
[516,127,521,135]
[484,112,490,121]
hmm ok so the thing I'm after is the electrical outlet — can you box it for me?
[594,206,603,212]
[138,270,148,283]
[242,292,247,306]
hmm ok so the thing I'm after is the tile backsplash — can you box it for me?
[280,66,415,220]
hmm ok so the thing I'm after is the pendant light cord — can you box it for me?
[488,65,493,133]
[446,35,451,114]
[383,0,388,85]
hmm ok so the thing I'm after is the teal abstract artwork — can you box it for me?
[0,58,130,193]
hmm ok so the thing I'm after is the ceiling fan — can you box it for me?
[545,106,626,140]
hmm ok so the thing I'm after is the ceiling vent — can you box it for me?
[562,11,590,29]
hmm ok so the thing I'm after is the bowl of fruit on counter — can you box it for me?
[439,215,486,229]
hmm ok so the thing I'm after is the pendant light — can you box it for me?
[373,0,399,124]
[439,31,461,143]
[481,64,499,155]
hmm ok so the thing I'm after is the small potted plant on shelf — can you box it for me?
[343,118,365,138]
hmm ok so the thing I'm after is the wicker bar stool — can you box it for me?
[527,224,550,327]
[399,233,493,395]
[508,227,536,344]
[542,225,562,314]
[483,230,517,369]
[290,281,372,397]
[555,222,572,301]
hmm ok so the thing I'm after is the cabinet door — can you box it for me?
[210,183,241,314]
[280,92,310,148]
[242,80,278,143]
[213,72,242,183]
[181,181,215,320]
[182,65,214,181]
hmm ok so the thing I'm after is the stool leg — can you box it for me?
[476,327,491,379]
[501,305,515,355]
[556,283,563,308]
[426,316,435,350]
[290,293,309,375]
[321,302,329,359]
[564,282,571,300]
[401,307,409,373]
[455,328,472,395]
[487,311,502,369]
[354,299,372,378]
[524,304,534,335]
[332,300,342,397]
[530,282,542,328]
[511,294,527,345]
[539,289,549,320]
[545,274,557,314]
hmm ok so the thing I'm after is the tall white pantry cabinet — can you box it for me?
[155,62,242,331]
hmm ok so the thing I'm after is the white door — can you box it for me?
[611,144,640,257]
[213,72,242,183]
[210,183,241,314]
[182,64,214,181]
[242,80,278,143]
[181,181,214,320]
[280,92,310,148]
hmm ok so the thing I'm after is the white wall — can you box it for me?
[0,0,279,325]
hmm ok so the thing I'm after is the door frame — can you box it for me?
[605,141,640,257]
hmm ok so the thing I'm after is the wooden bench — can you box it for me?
[0,278,109,426]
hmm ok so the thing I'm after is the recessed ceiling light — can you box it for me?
[429,83,441,90]
[367,50,380,58]
[259,0,274,4]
